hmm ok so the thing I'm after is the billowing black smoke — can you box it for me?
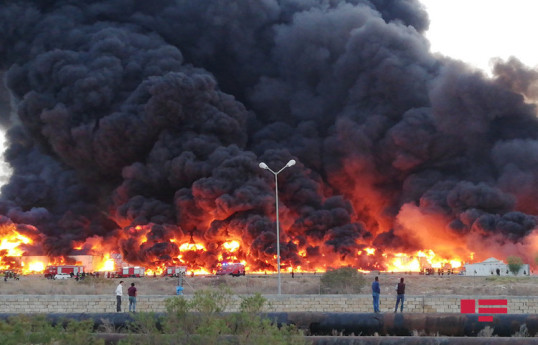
[0,0,537,270]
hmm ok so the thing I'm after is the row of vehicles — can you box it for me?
[44,265,146,279]
[43,263,246,278]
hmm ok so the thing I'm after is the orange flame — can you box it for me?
[95,254,115,272]
[0,232,31,257]
[384,250,463,272]
[179,242,206,251]
[0,211,510,276]
[223,241,240,252]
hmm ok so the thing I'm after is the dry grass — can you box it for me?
[1,272,538,295]
[0,273,323,295]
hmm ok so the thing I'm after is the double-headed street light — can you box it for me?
[258,159,296,295]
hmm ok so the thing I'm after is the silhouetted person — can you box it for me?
[394,277,405,313]
[372,276,380,313]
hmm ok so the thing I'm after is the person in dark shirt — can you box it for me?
[128,283,137,313]
[371,276,381,313]
[394,277,405,312]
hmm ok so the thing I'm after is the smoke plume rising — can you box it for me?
[1,0,538,271]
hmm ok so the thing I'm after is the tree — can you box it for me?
[507,256,524,275]
[320,267,366,294]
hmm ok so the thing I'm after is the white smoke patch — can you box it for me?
[0,71,13,190]
[0,129,12,189]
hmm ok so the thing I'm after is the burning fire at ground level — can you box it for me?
[0,208,531,277]
[1,253,464,277]
[0,221,469,276]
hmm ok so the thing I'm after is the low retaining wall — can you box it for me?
[0,295,534,314]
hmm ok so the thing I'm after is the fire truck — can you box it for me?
[216,262,245,277]
[44,265,85,279]
[115,266,145,278]
[163,266,187,277]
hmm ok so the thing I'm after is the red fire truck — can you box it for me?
[44,265,85,279]
[163,266,187,277]
[216,262,245,277]
[115,266,145,278]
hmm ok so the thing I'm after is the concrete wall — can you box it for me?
[0,294,535,314]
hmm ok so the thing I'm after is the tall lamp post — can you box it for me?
[259,159,296,295]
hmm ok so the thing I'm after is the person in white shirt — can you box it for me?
[116,281,124,312]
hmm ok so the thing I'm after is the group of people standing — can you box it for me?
[113,276,405,314]
[115,281,138,312]
[371,276,406,313]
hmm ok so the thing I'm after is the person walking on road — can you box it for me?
[115,281,124,312]
[372,276,381,313]
[394,277,405,313]
[128,282,137,313]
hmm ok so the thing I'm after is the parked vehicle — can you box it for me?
[163,266,187,277]
[54,273,71,280]
[216,262,245,277]
[44,265,84,279]
[115,266,145,278]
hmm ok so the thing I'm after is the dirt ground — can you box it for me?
[1,272,537,296]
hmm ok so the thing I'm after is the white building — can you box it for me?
[464,257,530,276]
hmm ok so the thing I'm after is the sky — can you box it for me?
[420,0,538,74]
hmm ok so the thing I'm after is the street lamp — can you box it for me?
[259,159,296,295]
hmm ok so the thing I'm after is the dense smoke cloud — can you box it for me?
[0,0,538,271]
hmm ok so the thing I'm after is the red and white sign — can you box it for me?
[460,299,508,322]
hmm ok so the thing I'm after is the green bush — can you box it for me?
[189,286,232,313]
[320,267,366,294]
[120,289,310,345]
[239,293,266,313]
[0,315,103,345]
[507,256,524,275]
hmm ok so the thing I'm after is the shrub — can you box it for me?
[507,256,524,275]
[190,286,232,313]
[320,267,366,294]
[122,289,311,345]
[0,315,103,345]
[239,293,266,313]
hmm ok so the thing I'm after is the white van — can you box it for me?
[54,273,71,280]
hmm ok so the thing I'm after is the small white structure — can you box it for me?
[464,257,530,276]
